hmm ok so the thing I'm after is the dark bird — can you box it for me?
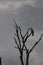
[31,28,34,36]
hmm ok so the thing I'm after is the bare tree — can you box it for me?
[13,18,43,65]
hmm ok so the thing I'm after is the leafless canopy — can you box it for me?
[13,18,43,65]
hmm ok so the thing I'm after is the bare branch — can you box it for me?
[13,19,21,48]
[24,28,34,38]
[29,34,43,54]
[13,37,19,49]
[23,33,31,43]
[16,28,21,48]
[21,28,34,51]
[14,47,26,50]
[23,28,34,43]
[13,18,19,29]
[19,26,24,39]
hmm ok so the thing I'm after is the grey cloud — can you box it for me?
[13,4,43,31]
[0,0,43,10]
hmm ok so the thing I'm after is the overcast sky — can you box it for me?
[0,0,43,65]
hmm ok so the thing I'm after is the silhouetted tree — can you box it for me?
[13,18,43,65]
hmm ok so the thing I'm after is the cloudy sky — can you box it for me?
[0,0,43,65]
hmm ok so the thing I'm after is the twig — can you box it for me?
[29,34,43,54]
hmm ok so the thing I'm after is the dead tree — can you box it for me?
[13,18,43,65]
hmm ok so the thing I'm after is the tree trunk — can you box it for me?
[19,52,24,65]
[20,55,24,65]
[26,53,29,65]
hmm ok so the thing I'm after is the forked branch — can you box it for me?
[28,34,43,54]
[13,36,19,49]
[13,18,43,65]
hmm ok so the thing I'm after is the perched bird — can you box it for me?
[31,28,34,36]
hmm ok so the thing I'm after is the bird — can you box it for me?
[31,28,34,36]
